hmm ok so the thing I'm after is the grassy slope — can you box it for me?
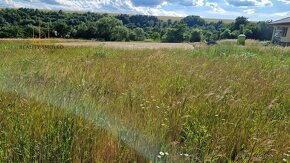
[0,41,289,162]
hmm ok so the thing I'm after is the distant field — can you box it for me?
[0,40,289,162]
[157,16,234,24]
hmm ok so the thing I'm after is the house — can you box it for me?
[271,17,290,45]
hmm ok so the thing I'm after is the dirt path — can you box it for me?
[57,42,195,49]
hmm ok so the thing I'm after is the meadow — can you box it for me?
[0,40,289,162]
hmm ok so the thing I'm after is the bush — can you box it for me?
[95,47,108,57]
[110,26,129,41]
[220,29,231,39]
[190,29,202,42]
[133,28,145,41]
[151,32,161,41]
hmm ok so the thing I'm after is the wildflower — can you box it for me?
[180,154,183,156]
[283,158,287,162]
[184,154,189,157]
[157,155,162,159]
[165,152,169,155]
[159,152,165,156]
[215,114,219,117]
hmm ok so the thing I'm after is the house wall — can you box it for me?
[273,24,290,43]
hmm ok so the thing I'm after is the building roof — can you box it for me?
[271,17,290,25]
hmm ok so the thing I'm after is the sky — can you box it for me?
[0,0,289,21]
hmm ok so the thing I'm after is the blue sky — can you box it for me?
[0,0,289,21]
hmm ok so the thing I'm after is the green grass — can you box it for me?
[0,41,289,162]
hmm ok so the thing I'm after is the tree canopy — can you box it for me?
[0,8,273,42]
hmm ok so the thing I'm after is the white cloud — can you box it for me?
[192,0,205,6]
[225,0,273,7]
[278,0,290,4]
[273,11,290,17]
[243,9,255,15]
[0,0,186,16]
[206,2,226,13]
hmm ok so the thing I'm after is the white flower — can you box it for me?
[165,152,169,155]
[184,154,189,157]
[180,154,183,156]
[157,155,162,159]
[161,124,167,127]
[283,158,287,162]
[159,152,165,156]
[284,153,290,157]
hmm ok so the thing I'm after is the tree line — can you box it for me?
[0,8,273,42]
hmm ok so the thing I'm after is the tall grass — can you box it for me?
[0,42,289,162]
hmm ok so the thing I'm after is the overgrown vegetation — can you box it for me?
[0,40,289,162]
[0,8,273,42]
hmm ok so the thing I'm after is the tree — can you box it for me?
[190,29,202,42]
[234,16,249,30]
[75,23,88,38]
[96,17,123,41]
[111,26,129,41]
[164,22,190,43]
[0,25,24,38]
[182,16,206,27]
[244,28,253,38]
[133,27,145,41]
[220,29,231,39]
[53,20,71,37]
[129,31,137,41]
[115,14,130,25]
[151,32,160,41]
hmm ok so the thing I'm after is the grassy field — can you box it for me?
[0,40,289,162]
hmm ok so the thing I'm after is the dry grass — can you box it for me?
[0,41,289,162]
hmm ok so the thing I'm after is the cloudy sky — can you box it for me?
[0,0,289,20]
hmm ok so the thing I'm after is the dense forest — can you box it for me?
[0,8,273,42]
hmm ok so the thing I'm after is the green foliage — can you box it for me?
[234,16,249,30]
[220,29,231,39]
[182,15,206,27]
[244,28,253,38]
[190,29,202,42]
[151,32,161,41]
[95,47,108,57]
[164,22,190,43]
[111,26,129,41]
[181,119,211,161]
[96,17,123,41]
[0,8,274,42]
[129,31,137,41]
[133,27,146,41]
[54,20,71,38]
